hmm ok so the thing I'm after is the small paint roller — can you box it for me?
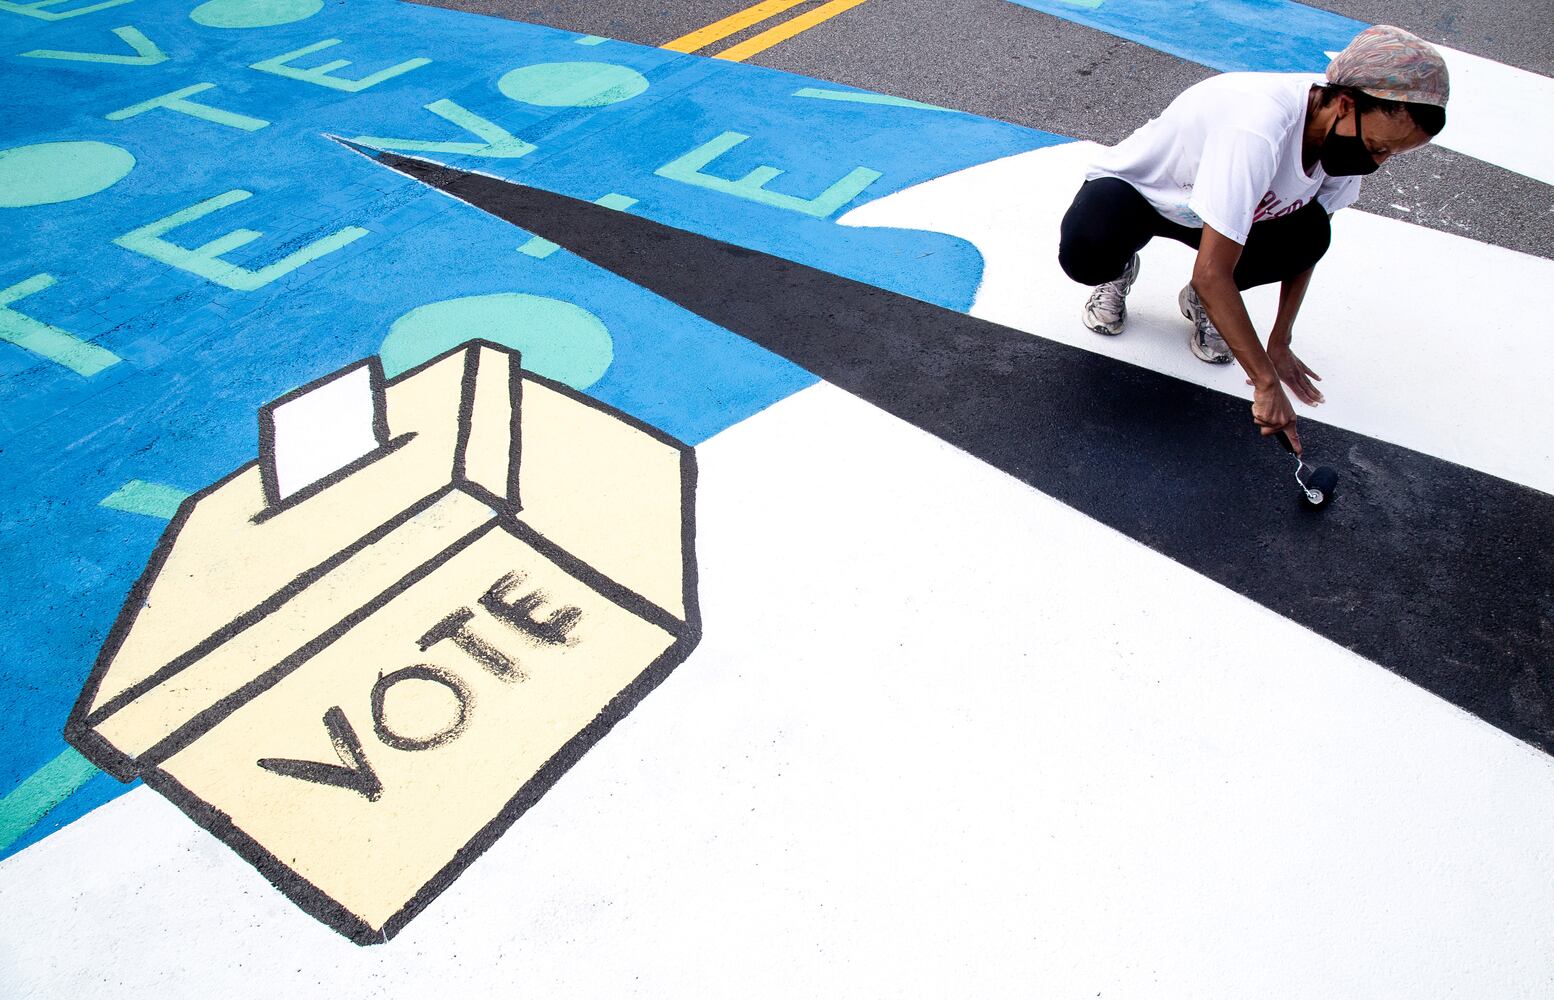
[1276,429,1339,509]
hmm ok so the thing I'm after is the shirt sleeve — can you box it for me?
[1316,174,1362,213]
[1186,126,1279,245]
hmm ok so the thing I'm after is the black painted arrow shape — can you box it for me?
[354,145,1554,756]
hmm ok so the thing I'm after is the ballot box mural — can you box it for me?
[63,340,700,943]
[0,0,1035,868]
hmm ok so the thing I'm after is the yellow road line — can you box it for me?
[662,0,812,54]
[711,0,872,61]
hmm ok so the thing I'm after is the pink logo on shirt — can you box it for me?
[1253,190,1305,223]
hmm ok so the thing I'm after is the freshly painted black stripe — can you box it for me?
[369,150,1554,756]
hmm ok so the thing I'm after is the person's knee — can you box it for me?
[1058,178,1150,285]
[1058,234,1122,286]
[1286,203,1332,271]
[1306,208,1333,264]
[1238,205,1333,287]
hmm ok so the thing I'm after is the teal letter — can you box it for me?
[100,479,189,518]
[250,38,429,92]
[23,25,166,64]
[107,83,268,131]
[792,88,951,113]
[0,274,122,377]
[349,99,535,159]
[0,0,132,21]
[655,132,881,218]
[114,190,369,291]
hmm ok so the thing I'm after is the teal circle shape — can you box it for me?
[497,61,649,108]
[382,294,613,389]
[0,141,135,208]
[190,0,324,29]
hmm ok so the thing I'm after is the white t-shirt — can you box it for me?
[1086,72,1362,245]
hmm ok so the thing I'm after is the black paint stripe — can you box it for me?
[367,150,1554,756]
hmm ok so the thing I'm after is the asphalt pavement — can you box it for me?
[416,0,1554,259]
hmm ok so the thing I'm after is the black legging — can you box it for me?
[1058,177,1332,290]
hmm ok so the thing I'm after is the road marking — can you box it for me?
[0,747,99,853]
[1008,0,1554,186]
[661,0,811,54]
[794,86,954,112]
[712,0,871,61]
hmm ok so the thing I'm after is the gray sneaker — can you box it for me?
[1081,254,1140,336]
[1179,284,1233,364]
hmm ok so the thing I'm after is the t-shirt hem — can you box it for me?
[1188,196,1250,245]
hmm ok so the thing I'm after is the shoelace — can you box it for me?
[1088,281,1127,315]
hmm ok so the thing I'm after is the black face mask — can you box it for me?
[1320,107,1380,176]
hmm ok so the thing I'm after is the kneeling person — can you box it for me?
[1057,24,1448,452]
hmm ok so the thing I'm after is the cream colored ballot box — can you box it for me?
[66,340,699,944]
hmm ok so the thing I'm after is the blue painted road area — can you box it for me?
[0,0,1063,857]
[1012,0,1367,72]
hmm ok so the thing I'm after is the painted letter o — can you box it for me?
[371,665,472,752]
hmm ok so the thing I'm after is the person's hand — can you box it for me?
[1268,343,1324,405]
[1252,381,1300,452]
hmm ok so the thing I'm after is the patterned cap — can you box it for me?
[1326,24,1450,108]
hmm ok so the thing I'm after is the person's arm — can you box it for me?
[1191,224,1302,451]
[1266,266,1325,405]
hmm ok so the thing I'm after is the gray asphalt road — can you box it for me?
[1308,0,1554,76]
[414,0,1554,259]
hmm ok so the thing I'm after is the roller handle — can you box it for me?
[1276,429,1296,454]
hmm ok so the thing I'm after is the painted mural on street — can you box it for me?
[3,0,1553,994]
[67,340,699,942]
[1,0,1046,860]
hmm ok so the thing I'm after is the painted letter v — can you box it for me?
[348,99,537,159]
[257,706,384,801]
[23,26,169,66]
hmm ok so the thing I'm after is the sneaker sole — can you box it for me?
[1084,312,1125,336]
